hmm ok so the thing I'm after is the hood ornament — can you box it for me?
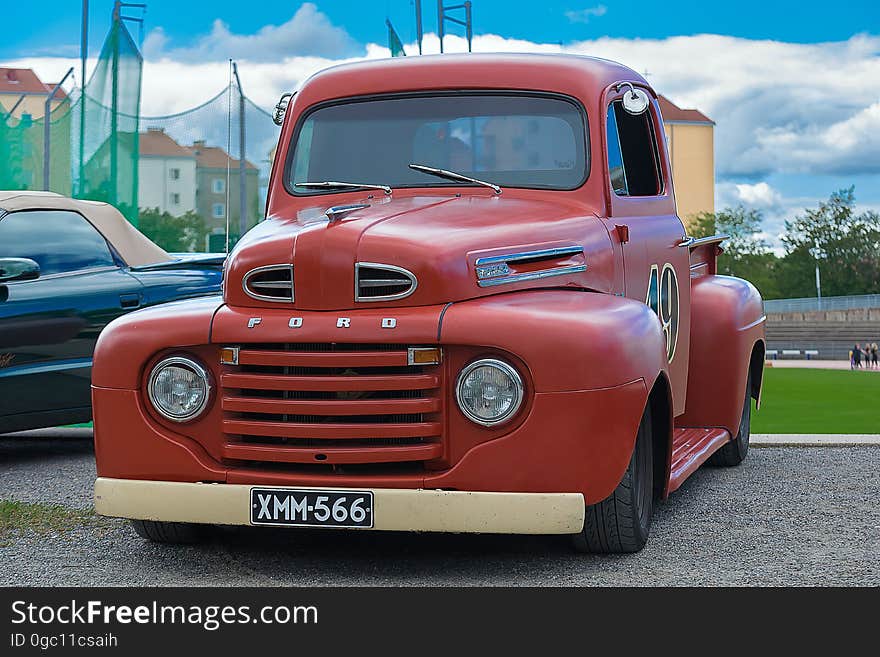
[326,203,371,223]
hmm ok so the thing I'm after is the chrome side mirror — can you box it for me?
[273,92,295,126]
[615,82,650,115]
[0,258,40,283]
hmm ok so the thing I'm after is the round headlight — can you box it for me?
[455,358,524,426]
[147,356,211,422]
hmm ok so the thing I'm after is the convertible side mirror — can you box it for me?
[0,258,40,283]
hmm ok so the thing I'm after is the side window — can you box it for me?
[606,101,663,197]
[0,210,116,276]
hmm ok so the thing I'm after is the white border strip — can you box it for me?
[752,434,880,446]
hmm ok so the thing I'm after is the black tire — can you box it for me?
[130,519,204,544]
[573,405,653,554]
[708,371,752,467]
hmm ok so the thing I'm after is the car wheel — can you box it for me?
[708,371,752,467]
[572,404,653,554]
[130,519,205,544]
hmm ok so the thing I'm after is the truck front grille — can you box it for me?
[220,343,444,466]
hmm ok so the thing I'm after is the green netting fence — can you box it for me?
[1,17,281,252]
[0,18,141,222]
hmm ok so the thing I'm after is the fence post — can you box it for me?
[232,62,247,239]
[43,68,74,191]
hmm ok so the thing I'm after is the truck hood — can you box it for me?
[224,194,614,311]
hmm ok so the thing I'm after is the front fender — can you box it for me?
[92,295,224,390]
[440,289,668,393]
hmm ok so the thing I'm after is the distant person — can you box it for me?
[872,343,879,369]
[853,343,862,369]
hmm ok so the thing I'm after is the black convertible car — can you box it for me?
[0,191,224,433]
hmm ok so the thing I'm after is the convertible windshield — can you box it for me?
[289,93,588,193]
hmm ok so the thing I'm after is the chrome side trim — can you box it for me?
[474,246,584,266]
[477,265,588,287]
[685,234,729,249]
[0,357,91,379]
[354,262,418,302]
[474,246,586,287]
[241,264,294,303]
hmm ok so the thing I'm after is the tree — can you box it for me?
[779,188,880,298]
[689,206,783,298]
[138,208,209,253]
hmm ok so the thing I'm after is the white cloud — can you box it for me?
[10,18,880,219]
[565,6,608,24]
[716,181,790,248]
[725,182,784,209]
[142,3,357,62]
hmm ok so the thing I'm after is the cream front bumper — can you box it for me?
[94,478,586,535]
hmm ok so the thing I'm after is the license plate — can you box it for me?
[250,488,374,528]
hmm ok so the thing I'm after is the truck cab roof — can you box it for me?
[299,53,650,104]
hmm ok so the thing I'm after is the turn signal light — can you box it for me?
[407,347,441,366]
[220,346,240,365]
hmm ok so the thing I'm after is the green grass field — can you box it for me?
[752,368,880,434]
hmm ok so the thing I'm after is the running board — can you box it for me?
[668,427,732,494]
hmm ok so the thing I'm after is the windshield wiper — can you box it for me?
[409,164,502,194]
[295,181,392,195]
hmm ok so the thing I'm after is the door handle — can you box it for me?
[677,236,695,248]
[119,293,141,309]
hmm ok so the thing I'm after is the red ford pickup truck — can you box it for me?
[93,53,765,553]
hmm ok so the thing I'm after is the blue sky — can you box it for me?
[3,0,877,59]
[3,2,879,247]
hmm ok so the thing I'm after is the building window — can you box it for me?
[212,178,225,194]
[212,203,225,219]
[169,168,180,180]
[170,192,180,205]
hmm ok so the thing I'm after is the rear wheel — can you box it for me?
[130,519,205,544]
[708,372,752,467]
[573,405,653,554]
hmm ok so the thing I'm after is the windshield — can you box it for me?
[288,93,588,194]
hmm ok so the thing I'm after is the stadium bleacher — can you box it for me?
[764,299,880,360]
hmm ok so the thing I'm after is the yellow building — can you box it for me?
[658,95,714,227]
[0,68,68,120]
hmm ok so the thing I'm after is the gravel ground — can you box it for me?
[1,429,878,586]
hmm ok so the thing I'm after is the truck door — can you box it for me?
[603,88,691,416]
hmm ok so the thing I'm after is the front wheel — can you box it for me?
[130,519,205,544]
[708,371,752,467]
[572,405,654,554]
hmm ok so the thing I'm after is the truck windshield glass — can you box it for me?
[289,94,588,193]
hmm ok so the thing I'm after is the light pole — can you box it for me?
[438,1,473,53]
[810,241,823,309]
